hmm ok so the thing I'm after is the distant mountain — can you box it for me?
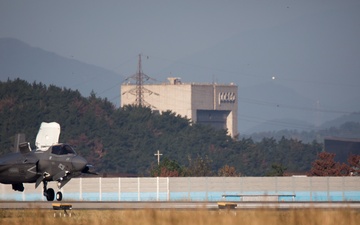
[320,112,360,129]
[244,112,360,143]
[245,118,315,134]
[0,38,124,107]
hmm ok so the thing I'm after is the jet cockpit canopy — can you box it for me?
[50,144,76,155]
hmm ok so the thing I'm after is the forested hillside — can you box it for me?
[0,79,323,176]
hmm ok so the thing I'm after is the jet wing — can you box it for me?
[35,122,61,151]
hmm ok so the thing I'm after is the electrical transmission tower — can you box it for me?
[122,54,158,107]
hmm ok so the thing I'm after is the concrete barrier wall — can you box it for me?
[1,177,359,201]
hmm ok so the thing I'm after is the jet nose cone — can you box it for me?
[72,155,88,172]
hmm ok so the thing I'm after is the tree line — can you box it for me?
[0,79,357,176]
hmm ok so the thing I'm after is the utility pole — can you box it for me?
[135,54,144,105]
[154,150,163,165]
[122,54,158,107]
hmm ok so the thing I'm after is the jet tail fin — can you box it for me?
[18,142,31,154]
[14,133,26,152]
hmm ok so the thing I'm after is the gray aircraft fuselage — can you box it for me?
[0,143,88,194]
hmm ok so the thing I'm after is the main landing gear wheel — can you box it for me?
[42,181,63,201]
[43,181,55,201]
[45,188,55,201]
[56,191,63,201]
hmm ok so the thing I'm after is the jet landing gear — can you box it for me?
[43,181,63,201]
[56,186,63,201]
[43,181,54,201]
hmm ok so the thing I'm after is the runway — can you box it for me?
[1,201,360,210]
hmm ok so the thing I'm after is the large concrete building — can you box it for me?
[324,137,360,163]
[121,77,238,137]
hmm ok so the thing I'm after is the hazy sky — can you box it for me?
[2,1,357,76]
[1,1,283,71]
[1,0,360,132]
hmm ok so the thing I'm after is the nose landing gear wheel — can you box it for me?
[56,191,63,201]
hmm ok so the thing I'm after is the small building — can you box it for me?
[121,77,238,137]
[324,137,360,163]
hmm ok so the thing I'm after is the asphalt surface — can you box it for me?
[1,201,360,210]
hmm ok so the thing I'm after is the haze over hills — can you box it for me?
[239,83,319,134]
[1,1,359,134]
[320,112,360,130]
[0,37,359,134]
[0,38,125,107]
[150,5,360,133]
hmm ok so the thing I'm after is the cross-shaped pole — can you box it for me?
[154,150,163,165]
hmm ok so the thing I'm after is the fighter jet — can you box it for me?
[0,122,95,201]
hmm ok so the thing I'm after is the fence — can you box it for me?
[1,177,359,201]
